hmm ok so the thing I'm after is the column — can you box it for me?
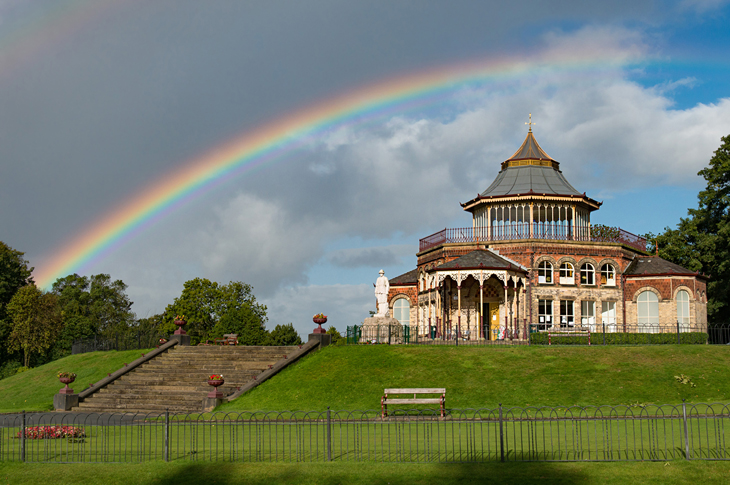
[504,285,509,336]
[487,206,491,240]
[571,204,576,239]
[457,281,462,340]
[515,285,520,339]
[479,281,484,340]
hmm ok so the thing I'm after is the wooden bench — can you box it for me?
[381,388,446,418]
[547,329,590,346]
[214,333,238,346]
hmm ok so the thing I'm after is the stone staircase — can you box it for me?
[74,345,296,414]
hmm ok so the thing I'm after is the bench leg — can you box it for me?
[440,395,445,418]
[381,398,387,418]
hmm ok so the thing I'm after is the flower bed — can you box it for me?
[18,425,86,440]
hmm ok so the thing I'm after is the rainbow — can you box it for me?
[34,50,640,289]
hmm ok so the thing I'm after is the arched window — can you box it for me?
[600,264,616,286]
[580,263,595,285]
[538,261,553,284]
[559,263,574,285]
[677,290,690,324]
[637,291,659,329]
[393,298,410,326]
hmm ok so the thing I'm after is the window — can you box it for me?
[637,291,659,331]
[601,301,617,331]
[560,300,574,327]
[677,290,690,325]
[393,298,410,326]
[538,261,553,284]
[538,299,553,330]
[580,263,595,285]
[559,263,574,285]
[600,264,616,286]
[581,301,595,329]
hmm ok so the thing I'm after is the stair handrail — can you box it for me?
[77,339,179,401]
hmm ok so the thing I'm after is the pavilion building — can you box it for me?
[387,126,708,340]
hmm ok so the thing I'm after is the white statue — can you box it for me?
[374,269,390,317]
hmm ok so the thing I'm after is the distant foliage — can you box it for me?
[645,134,730,322]
[591,225,621,241]
[7,285,63,367]
[269,323,302,346]
[326,326,343,345]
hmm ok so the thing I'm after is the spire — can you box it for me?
[506,128,553,162]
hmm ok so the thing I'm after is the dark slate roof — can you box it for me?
[480,164,582,197]
[434,250,527,272]
[389,268,419,285]
[626,257,702,277]
[507,130,553,161]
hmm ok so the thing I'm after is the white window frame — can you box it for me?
[637,291,659,332]
[560,300,574,327]
[538,261,553,284]
[676,290,690,326]
[601,301,617,332]
[580,263,595,285]
[393,298,410,326]
[538,299,553,330]
[559,263,574,285]
[600,264,616,287]
[581,301,595,330]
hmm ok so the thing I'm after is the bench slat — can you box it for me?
[384,388,445,394]
[385,398,442,404]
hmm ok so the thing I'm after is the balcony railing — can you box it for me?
[419,224,646,253]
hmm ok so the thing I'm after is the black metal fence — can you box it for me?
[1,403,729,463]
[72,331,166,354]
[346,323,730,346]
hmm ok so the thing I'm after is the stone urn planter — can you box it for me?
[58,374,76,395]
[312,314,327,334]
[174,316,187,335]
[207,376,224,399]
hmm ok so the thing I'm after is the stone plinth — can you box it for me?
[361,316,403,344]
[308,333,331,348]
[202,396,223,413]
[54,393,79,411]
[169,333,191,346]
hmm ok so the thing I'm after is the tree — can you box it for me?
[268,323,302,346]
[51,273,135,351]
[0,242,34,365]
[326,325,343,345]
[647,134,730,322]
[6,285,62,367]
[164,279,267,343]
[213,306,269,345]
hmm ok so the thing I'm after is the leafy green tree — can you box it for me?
[646,134,730,322]
[268,323,302,346]
[213,306,269,345]
[0,242,34,366]
[51,273,135,351]
[6,285,62,367]
[326,325,343,344]
[164,279,267,343]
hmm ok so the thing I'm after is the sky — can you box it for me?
[2,0,730,338]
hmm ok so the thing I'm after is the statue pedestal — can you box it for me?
[361,316,402,344]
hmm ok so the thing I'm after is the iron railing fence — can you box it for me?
[346,323,730,346]
[1,403,728,463]
[418,225,646,253]
[72,331,166,354]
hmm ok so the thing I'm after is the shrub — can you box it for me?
[529,332,708,345]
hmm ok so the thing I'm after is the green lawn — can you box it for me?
[220,345,730,411]
[0,460,729,484]
[0,349,153,413]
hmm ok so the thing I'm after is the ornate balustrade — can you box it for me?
[419,224,646,253]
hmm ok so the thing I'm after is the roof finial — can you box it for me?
[525,113,535,132]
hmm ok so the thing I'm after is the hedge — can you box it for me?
[529,332,708,345]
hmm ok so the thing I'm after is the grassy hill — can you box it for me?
[0,348,152,413]
[219,345,730,411]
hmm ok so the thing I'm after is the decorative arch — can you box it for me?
[673,285,695,300]
[389,293,413,306]
[576,257,599,269]
[534,255,557,267]
[557,256,578,267]
[597,258,621,273]
[632,286,662,302]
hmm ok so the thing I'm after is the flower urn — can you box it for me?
[207,378,225,399]
[59,376,75,395]
[312,315,327,334]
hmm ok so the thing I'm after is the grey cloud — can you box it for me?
[326,245,415,269]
